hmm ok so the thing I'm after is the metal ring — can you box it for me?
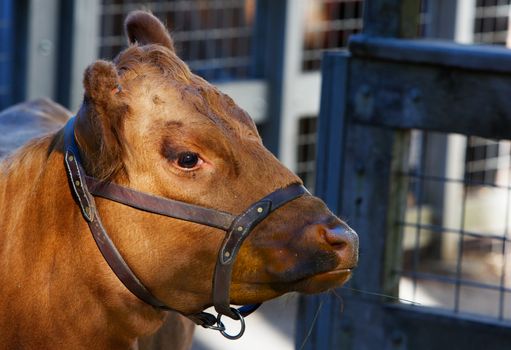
[217,308,246,340]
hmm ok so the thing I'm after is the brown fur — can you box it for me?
[78,60,129,180]
[0,99,195,350]
[125,11,174,51]
[0,11,358,349]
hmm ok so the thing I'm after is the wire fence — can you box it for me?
[99,0,257,82]
[302,0,364,71]
[296,116,318,192]
[473,0,510,45]
[398,130,511,322]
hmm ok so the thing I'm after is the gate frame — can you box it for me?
[296,0,511,349]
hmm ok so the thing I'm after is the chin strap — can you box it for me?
[63,117,309,339]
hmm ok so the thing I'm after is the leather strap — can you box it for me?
[85,176,235,230]
[64,122,175,309]
[213,185,309,318]
[63,117,310,327]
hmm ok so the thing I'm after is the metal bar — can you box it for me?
[101,0,247,15]
[100,27,253,45]
[475,5,511,18]
[305,49,348,350]
[398,222,511,242]
[398,270,511,294]
[398,172,511,191]
[347,57,511,140]
[384,302,511,350]
[362,0,402,37]
[498,152,511,320]
[296,51,351,350]
[350,34,511,73]
[314,52,350,214]
[252,0,287,156]
[306,18,363,35]
[278,0,307,169]
[454,186,468,312]
[426,0,456,39]
[454,0,476,44]
[69,0,100,111]
[362,0,421,38]
[318,96,399,348]
[26,0,60,100]
[400,0,422,38]
[411,133,427,302]
[382,129,411,297]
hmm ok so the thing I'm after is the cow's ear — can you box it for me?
[78,60,127,180]
[83,60,123,110]
[125,10,174,51]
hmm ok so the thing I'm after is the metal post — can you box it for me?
[454,0,475,44]
[276,0,323,173]
[438,0,472,263]
[68,0,100,112]
[422,0,470,262]
[278,0,308,170]
[253,0,288,157]
[363,0,422,38]
[26,0,60,100]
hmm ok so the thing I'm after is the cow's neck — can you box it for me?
[0,133,166,348]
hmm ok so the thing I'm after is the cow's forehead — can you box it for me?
[116,47,259,138]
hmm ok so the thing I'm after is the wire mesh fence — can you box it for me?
[99,0,257,82]
[473,0,511,45]
[296,116,318,192]
[301,0,430,71]
[302,0,364,71]
[398,130,511,322]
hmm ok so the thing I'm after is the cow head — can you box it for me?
[74,11,358,315]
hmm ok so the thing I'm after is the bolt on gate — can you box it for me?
[297,0,511,349]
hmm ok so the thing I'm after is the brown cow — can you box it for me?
[0,11,358,349]
[0,98,195,350]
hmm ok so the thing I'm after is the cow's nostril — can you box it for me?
[319,224,359,258]
[323,226,349,248]
[300,222,359,269]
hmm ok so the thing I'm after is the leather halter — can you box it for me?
[63,117,309,336]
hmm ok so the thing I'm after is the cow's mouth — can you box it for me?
[265,265,356,296]
[292,267,355,294]
[228,264,356,306]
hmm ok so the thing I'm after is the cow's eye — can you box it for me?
[176,152,201,169]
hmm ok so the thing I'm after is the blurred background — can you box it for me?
[1,0,511,349]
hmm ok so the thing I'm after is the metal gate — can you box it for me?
[297,1,511,349]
